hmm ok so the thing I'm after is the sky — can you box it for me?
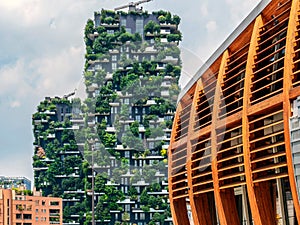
[0,0,260,184]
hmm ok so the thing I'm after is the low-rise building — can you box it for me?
[0,177,31,191]
[0,188,62,225]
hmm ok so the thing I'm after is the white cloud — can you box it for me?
[225,0,260,23]
[200,3,209,17]
[206,20,217,33]
[33,46,84,96]
[10,100,21,108]
[0,60,31,97]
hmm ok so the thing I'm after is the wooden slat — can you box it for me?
[282,0,300,221]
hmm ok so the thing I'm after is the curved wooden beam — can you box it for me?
[168,103,189,225]
[242,14,260,225]
[211,50,240,225]
[186,80,214,225]
[283,0,300,222]
[243,15,276,225]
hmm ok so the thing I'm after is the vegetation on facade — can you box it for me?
[33,8,181,225]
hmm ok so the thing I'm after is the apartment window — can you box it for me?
[35,217,38,222]
[107,30,114,34]
[121,19,126,27]
[124,98,130,104]
[112,55,117,61]
[95,64,102,70]
[42,200,46,206]
[135,115,141,122]
[135,213,138,220]
[149,142,154,149]
[35,209,38,213]
[136,19,144,36]
[126,28,132,33]
[125,205,130,211]
[16,214,22,219]
[23,214,32,220]
[112,63,117,71]
[140,213,145,220]
[115,213,118,220]
[125,151,130,158]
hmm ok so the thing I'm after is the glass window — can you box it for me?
[126,28,132,33]
[135,115,141,122]
[136,19,144,36]
[112,55,117,61]
[121,19,126,27]
[112,63,117,71]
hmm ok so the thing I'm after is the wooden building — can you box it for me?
[168,0,300,224]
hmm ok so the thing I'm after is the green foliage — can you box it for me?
[144,21,160,34]
[173,15,181,25]
[121,130,144,151]
[167,33,182,43]
[84,19,95,37]
[130,121,139,137]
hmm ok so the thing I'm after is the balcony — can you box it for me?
[47,133,55,139]
[162,55,178,64]
[33,167,48,171]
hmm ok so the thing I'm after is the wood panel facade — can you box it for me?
[169,0,300,224]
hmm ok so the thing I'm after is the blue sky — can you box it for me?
[0,0,260,184]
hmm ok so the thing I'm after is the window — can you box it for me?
[23,214,32,220]
[125,151,130,158]
[112,55,117,61]
[35,217,38,222]
[140,213,145,220]
[121,19,126,27]
[112,63,117,71]
[95,64,102,70]
[126,28,132,33]
[107,30,114,34]
[125,204,130,211]
[136,19,144,36]
[149,142,154,149]
[135,115,141,122]
[50,201,59,206]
